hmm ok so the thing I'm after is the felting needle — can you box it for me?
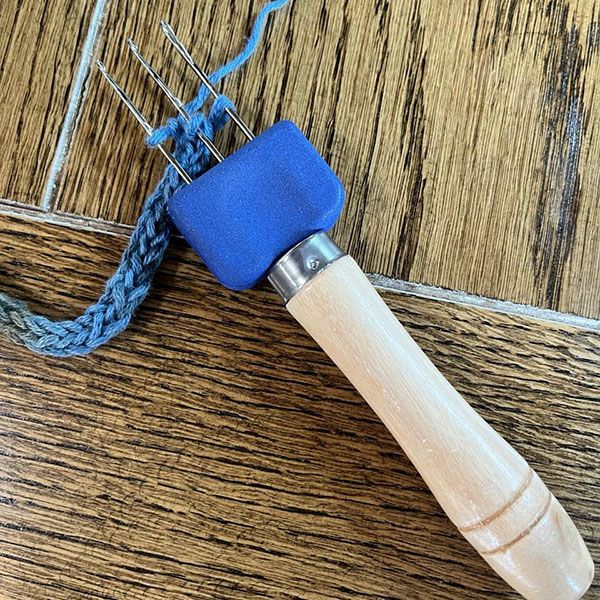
[127,39,224,163]
[97,60,192,184]
[160,20,255,141]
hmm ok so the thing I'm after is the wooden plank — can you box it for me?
[0,0,94,206]
[407,0,600,320]
[53,0,600,318]
[0,214,597,599]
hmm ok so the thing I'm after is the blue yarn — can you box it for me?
[0,0,290,357]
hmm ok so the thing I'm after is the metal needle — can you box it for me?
[160,21,255,141]
[127,39,224,163]
[97,60,192,184]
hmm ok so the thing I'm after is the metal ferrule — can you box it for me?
[267,232,345,303]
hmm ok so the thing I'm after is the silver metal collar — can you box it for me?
[267,232,345,303]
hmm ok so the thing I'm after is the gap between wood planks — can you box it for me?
[41,0,109,211]
[1,198,598,333]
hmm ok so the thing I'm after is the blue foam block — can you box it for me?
[168,120,345,290]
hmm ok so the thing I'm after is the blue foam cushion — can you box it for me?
[168,120,345,290]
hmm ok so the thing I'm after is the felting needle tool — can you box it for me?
[97,24,594,600]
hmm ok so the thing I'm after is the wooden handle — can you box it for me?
[287,255,594,600]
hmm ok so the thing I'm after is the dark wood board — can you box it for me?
[0,214,597,599]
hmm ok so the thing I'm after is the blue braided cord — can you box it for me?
[0,0,290,357]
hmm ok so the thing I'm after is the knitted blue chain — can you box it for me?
[0,0,289,358]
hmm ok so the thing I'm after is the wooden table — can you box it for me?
[0,1,598,598]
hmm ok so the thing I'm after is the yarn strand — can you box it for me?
[0,0,290,357]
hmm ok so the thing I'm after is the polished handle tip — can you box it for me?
[481,495,594,600]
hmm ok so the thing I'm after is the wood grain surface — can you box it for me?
[1,1,599,598]
[0,0,94,206]
[51,0,600,317]
[0,215,598,599]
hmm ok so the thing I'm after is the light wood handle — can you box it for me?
[287,255,594,600]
